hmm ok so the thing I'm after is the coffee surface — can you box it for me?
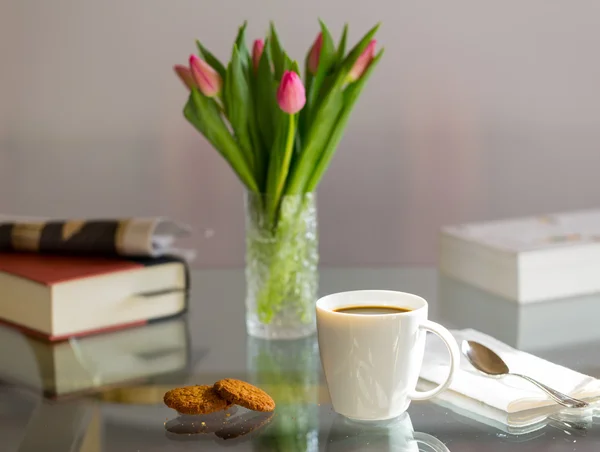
[334,306,412,315]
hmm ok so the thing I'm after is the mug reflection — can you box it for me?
[326,412,450,452]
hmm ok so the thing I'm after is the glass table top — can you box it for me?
[2,267,600,451]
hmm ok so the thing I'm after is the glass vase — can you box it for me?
[244,191,318,339]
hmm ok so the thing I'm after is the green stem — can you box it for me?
[250,194,318,324]
[215,97,226,115]
[266,114,296,224]
[275,115,295,201]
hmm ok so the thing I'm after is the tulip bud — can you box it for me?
[348,40,376,82]
[252,39,265,72]
[189,54,222,97]
[174,65,196,90]
[277,71,306,114]
[307,33,323,75]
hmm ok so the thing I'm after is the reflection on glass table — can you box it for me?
[0,316,193,398]
[438,273,600,352]
[2,267,600,451]
[247,337,320,451]
[326,412,450,452]
[434,271,600,438]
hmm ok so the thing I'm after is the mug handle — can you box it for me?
[408,319,460,401]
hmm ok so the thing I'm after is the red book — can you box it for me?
[0,253,188,341]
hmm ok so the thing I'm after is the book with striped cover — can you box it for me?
[0,216,193,260]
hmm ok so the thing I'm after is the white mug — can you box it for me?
[316,290,460,421]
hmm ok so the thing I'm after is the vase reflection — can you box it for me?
[247,335,320,451]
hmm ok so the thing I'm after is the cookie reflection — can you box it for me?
[215,410,275,440]
[165,406,273,444]
[326,412,451,452]
[165,406,239,434]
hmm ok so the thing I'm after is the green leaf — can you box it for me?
[195,40,226,80]
[289,60,303,154]
[305,20,336,124]
[303,43,314,84]
[269,22,285,80]
[336,23,380,84]
[255,42,281,157]
[263,33,273,62]
[266,114,296,221]
[337,23,349,63]
[286,24,382,194]
[234,21,251,74]
[309,22,380,107]
[247,45,267,191]
[300,37,316,142]
[286,86,344,194]
[247,87,265,191]
[224,45,254,170]
[290,60,301,76]
[288,21,341,194]
[305,49,384,191]
[184,88,258,192]
[282,52,293,73]
[298,21,379,145]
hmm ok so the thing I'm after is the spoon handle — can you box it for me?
[510,373,589,408]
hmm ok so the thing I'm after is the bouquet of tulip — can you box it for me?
[174,20,383,337]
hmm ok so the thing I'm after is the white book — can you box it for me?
[439,209,600,303]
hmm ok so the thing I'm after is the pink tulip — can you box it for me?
[189,54,222,97]
[174,65,196,90]
[277,71,306,114]
[252,39,265,72]
[307,33,323,75]
[348,40,376,82]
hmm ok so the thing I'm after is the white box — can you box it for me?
[439,209,600,303]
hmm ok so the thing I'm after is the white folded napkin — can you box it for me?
[420,329,600,414]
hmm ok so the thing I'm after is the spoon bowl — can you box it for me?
[461,340,509,376]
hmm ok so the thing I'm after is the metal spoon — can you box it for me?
[461,340,589,409]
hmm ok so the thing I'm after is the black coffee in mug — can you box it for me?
[333,306,412,315]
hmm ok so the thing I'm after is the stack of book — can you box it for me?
[439,209,600,351]
[0,216,193,397]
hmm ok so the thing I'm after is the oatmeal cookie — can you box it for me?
[163,385,231,415]
[213,378,275,412]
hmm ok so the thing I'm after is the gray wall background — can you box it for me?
[1,0,600,267]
